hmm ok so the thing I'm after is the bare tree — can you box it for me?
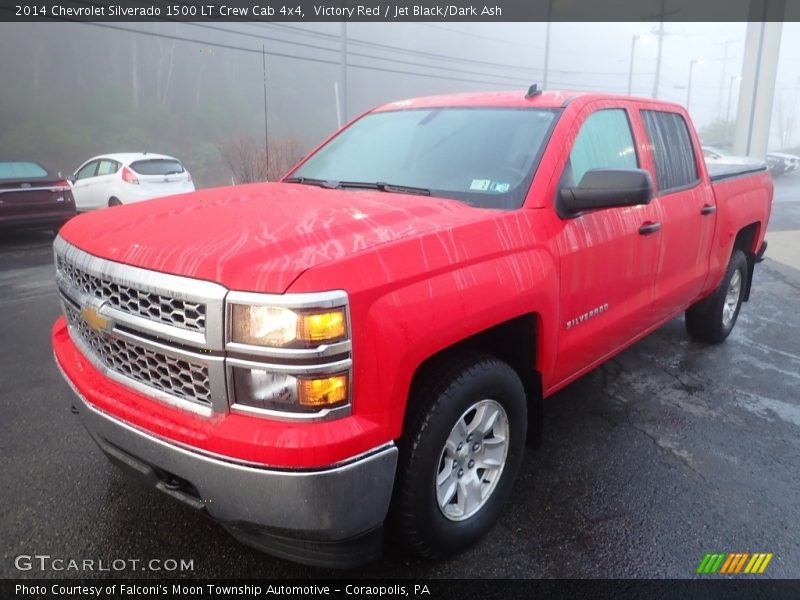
[218,137,306,184]
[266,137,306,180]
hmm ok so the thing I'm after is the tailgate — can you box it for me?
[0,179,74,219]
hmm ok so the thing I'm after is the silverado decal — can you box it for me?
[566,303,609,329]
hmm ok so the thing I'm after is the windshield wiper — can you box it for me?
[284,176,337,189]
[336,181,431,196]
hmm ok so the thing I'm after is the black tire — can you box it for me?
[388,354,527,558]
[685,249,748,344]
[108,197,122,207]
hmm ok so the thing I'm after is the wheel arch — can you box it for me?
[405,313,543,447]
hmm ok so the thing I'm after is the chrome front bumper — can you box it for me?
[64,377,397,566]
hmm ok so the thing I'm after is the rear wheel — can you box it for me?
[685,249,748,344]
[108,197,122,207]
[389,355,526,558]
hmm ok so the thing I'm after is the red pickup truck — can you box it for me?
[52,90,772,567]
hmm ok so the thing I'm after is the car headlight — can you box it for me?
[226,291,352,418]
[230,304,347,348]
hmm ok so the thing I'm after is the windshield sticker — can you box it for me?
[470,179,491,191]
[490,182,510,193]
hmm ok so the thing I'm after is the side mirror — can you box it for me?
[560,168,653,215]
[67,175,76,184]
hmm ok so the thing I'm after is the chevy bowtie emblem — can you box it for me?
[81,305,111,333]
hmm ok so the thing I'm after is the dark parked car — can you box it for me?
[0,160,75,233]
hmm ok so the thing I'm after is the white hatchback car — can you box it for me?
[70,153,194,211]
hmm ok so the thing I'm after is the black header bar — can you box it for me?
[0,0,797,22]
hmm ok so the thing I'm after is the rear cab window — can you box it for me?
[0,161,49,181]
[130,159,184,176]
[641,110,699,194]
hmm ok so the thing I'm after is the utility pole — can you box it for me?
[652,0,665,98]
[542,0,552,89]
[262,44,269,176]
[340,19,348,123]
[642,0,678,99]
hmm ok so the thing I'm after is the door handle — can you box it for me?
[639,221,662,235]
[700,204,717,215]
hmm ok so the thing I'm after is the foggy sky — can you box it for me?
[1,20,797,185]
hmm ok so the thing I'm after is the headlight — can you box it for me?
[231,367,349,412]
[230,305,347,348]
[226,290,352,419]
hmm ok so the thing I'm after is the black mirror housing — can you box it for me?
[559,168,653,216]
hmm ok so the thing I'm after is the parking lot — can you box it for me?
[1,176,799,579]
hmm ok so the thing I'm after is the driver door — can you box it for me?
[551,105,662,385]
[71,160,100,211]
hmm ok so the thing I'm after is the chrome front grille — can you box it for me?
[54,237,228,415]
[63,302,212,405]
[56,255,206,333]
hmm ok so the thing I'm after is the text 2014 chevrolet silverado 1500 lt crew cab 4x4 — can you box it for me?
[52,90,772,567]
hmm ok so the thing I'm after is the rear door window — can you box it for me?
[642,110,699,193]
[130,159,184,176]
[97,160,120,176]
[566,109,638,186]
[0,161,49,180]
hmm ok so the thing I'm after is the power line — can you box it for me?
[75,21,528,89]
[242,22,644,78]
[54,0,641,81]
[181,21,537,84]
[418,24,542,49]
[60,0,541,83]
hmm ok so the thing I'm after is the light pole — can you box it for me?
[542,0,553,88]
[627,34,650,96]
[726,75,742,122]
[686,59,703,113]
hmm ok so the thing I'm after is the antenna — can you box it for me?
[525,84,542,99]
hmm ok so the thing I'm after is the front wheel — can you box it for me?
[389,355,527,558]
[685,249,748,344]
[108,197,122,207]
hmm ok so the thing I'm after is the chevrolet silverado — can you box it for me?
[52,90,772,567]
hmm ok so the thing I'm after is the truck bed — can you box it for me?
[707,162,768,181]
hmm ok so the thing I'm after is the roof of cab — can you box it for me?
[372,90,684,112]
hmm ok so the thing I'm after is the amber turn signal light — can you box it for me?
[298,374,349,407]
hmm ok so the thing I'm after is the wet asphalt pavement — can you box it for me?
[1,177,799,579]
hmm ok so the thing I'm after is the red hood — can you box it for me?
[59,182,487,292]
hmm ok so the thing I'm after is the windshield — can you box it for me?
[289,108,559,209]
